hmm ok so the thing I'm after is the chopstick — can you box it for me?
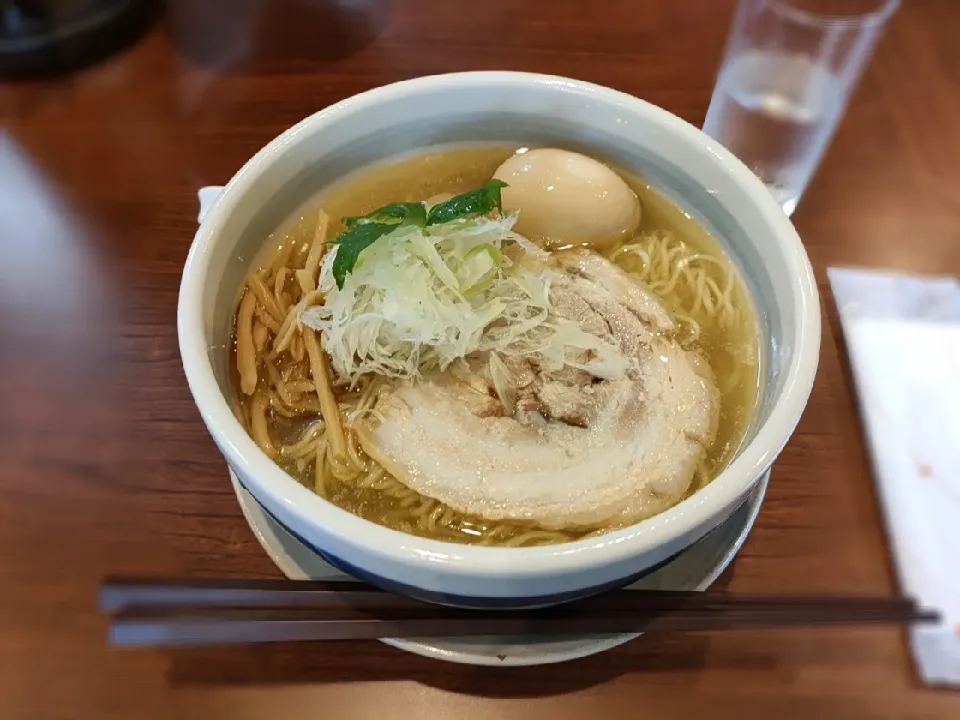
[100,577,940,647]
[99,577,924,612]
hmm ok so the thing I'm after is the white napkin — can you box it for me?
[828,267,960,688]
[197,186,224,223]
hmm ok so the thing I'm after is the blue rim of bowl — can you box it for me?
[236,477,761,609]
[233,469,769,665]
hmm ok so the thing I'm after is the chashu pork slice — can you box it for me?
[355,254,720,529]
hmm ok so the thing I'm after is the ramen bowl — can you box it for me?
[178,72,819,608]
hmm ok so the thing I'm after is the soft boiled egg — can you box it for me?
[493,148,641,250]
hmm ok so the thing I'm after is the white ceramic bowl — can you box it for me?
[178,71,819,607]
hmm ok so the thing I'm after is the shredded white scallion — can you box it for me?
[300,213,628,384]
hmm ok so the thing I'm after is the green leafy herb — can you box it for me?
[331,223,396,289]
[342,202,427,229]
[426,179,508,226]
[329,179,510,289]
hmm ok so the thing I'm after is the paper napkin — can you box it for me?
[828,267,960,687]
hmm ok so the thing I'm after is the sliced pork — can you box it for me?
[356,252,719,529]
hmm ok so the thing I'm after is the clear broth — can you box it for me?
[234,144,762,545]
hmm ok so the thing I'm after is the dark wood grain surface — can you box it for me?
[1,1,959,718]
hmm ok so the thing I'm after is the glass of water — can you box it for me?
[703,0,900,215]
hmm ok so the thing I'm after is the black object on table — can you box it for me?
[0,0,158,78]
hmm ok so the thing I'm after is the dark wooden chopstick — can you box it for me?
[109,608,937,646]
[99,577,921,612]
[100,577,940,647]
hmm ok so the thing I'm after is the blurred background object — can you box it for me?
[0,0,159,78]
[703,0,900,215]
[165,0,391,73]
[0,0,390,80]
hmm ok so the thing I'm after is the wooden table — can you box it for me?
[1,1,958,717]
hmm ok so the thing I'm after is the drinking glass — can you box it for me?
[702,0,900,216]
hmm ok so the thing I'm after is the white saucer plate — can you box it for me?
[230,470,769,666]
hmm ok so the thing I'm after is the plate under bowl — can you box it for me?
[229,469,769,666]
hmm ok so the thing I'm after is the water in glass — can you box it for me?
[703,50,844,215]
